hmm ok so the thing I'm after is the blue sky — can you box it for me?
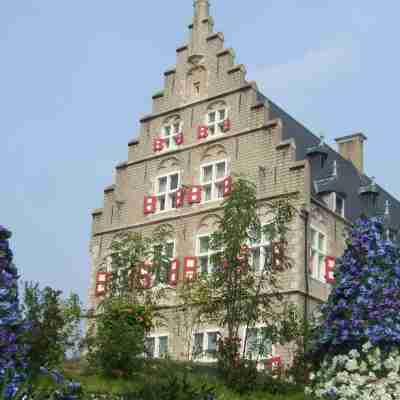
[2,1,399,306]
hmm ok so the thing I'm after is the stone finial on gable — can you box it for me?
[194,0,210,21]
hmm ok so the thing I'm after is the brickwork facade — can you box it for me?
[88,1,399,366]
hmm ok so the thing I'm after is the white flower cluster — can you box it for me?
[306,342,400,400]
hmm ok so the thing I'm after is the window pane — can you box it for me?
[158,177,167,193]
[311,229,317,249]
[164,126,171,137]
[199,257,209,274]
[199,236,210,254]
[207,332,218,352]
[319,255,325,280]
[170,174,179,191]
[208,112,216,123]
[251,248,261,271]
[209,125,216,136]
[170,193,177,209]
[216,182,224,199]
[336,196,344,215]
[203,166,213,183]
[218,109,226,121]
[159,195,166,211]
[164,138,170,149]
[247,328,258,357]
[173,123,180,133]
[194,333,204,356]
[159,337,168,357]
[216,162,226,179]
[145,338,155,358]
[318,233,325,252]
[165,242,174,259]
[259,329,272,357]
[204,185,212,201]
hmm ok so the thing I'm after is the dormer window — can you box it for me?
[322,192,345,218]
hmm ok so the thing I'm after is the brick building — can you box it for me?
[89,1,400,364]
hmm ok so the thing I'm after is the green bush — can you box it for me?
[85,299,151,377]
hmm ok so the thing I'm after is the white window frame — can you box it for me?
[196,233,219,275]
[145,334,169,359]
[310,227,327,282]
[200,159,229,203]
[160,121,183,151]
[205,108,228,137]
[155,171,181,213]
[192,329,220,362]
[248,225,272,274]
[242,325,275,362]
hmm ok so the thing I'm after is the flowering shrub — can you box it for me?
[308,217,400,399]
[0,226,30,399]
[306,341,400,399]
[311,217,400,358]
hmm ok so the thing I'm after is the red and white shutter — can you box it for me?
[197,125,208,140]
[223,118,231,132]
[174,133,184,145]
[176,188,185,208]
[140,262,152,289]
[144,196,157,215]
[169,259,180,286]
[95,271,108,297]
[266,356,282,374]
[187,186,202,204]
[153,137,165,152]
[183,257,197,281]
[325,256,336,284]
[223,176,233,197]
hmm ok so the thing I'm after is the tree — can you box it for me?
[308,217,400,399]
[181,178,297,384]
[85,224,175,376]
[0,226,29,399]
[22,283,82,374]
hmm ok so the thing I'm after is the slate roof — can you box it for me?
[257,92,400,231]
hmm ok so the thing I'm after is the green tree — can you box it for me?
[182,178,297,386]
[22,283,82,374]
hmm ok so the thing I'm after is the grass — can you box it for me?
[60,359,312,400]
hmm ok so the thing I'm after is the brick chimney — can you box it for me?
[335,133,367,174]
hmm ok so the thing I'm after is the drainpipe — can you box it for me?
[300,208,310,354]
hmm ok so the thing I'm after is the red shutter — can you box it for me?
[176,189,185,208]
[223,118,231,132]
[144,196,157,214]
[197,125,208,139]
[272,242,285,271]
[153,137,165,152]
[266,356,282,374]
[95,271,108,297]
[140,262,152,289]
[223,176,232,197]
[174,133,184,145]
[183,257,197,281]
[187,186,202,204]
[169,259,180,286]
[325,256,336,284]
